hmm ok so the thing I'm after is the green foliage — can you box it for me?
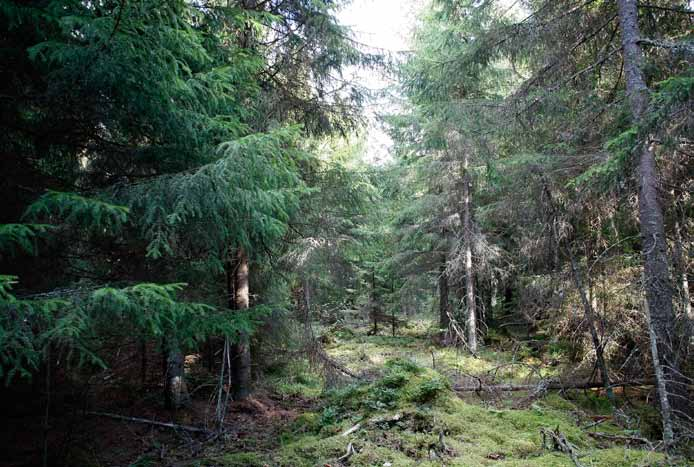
[0,280,260,384]
[569,127,638,188]
[404,373,448,403]
[385,357,424,375]
[0,224,53,256]
[125,126,307,259]
[24,191,129,232]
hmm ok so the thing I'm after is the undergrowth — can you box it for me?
[204,324,674,466]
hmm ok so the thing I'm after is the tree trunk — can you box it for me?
[567,247,615,404]
[370,267,379,334]
[462,151,477,353]
[674,221,692,325]
[490,275,498,326]
[303,277,312,334]
[439,254,451,342]
[391,280,396,337]
[229,248,251,400]
[164,339,190,409]
[140,339,147,387]
[617,0,688,441]
[542,179,615,403]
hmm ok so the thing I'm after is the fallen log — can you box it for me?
[453,379,654,393]
[315,345,362,379]
[340,423,362,437]
[587,431,654,449]
[87,411,209,434]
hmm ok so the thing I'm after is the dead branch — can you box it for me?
[541,427,585,467]
[453,379,654,392]
[340,423,362,437]
[337,442,356,463]
[313,345,362,379]
[86,411,209,434]
[586,431,654,449]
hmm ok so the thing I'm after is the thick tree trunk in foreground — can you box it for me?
[229,248,251,400]
[617,0,688,442]
[462,151,478,353]
[164,339,190,409]
[439,255,451,342]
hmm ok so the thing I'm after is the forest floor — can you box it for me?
[14,319,688,466]
[189,320,675,467]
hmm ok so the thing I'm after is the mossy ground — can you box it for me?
[201,321,679,466]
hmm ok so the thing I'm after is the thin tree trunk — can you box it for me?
[542,180,615,403]
[490,275,498,326]
[230,248,251,400]
[674,221,692,323]
[391,280,396,337]
[370,267,378,334]
[439,254,450,342]
[567,247,615,404]
[164,338,190,409]
[617,0,688,440]
[140,339,147,387]
[462,151,477,353]
[303,277,312,335]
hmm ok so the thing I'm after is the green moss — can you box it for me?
[581,447,666,466]
[291,412,321,434]
[225,325,668,467]
[385,357,424,374]
[216,452,268,466]
[266,360,323,398]
[274,434,348,466]
[403,373,448,403]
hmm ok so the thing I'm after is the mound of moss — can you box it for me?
[214,358,665,466]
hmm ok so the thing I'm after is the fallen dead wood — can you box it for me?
[87,411,210,434]
[581,417,609,430]
[340,422,362,437]
[541,427,584,467]
[314,345,362,379]
[587,431,654,449]
[453,379,654,393]
[337,442,356,463]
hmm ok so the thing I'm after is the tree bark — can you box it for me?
[439,254,451,342]
[673,221,692,324]
[542,179,615,404]
[302,277,312,334]
[391,279,396,337]
[370,267,379,334]
[617,0,689,441]
[567,246,615,404]
[164,339,190,409]
[462,151,478,353]
[229,248,251,400]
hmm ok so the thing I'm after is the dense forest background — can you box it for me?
[0,0,692,466]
